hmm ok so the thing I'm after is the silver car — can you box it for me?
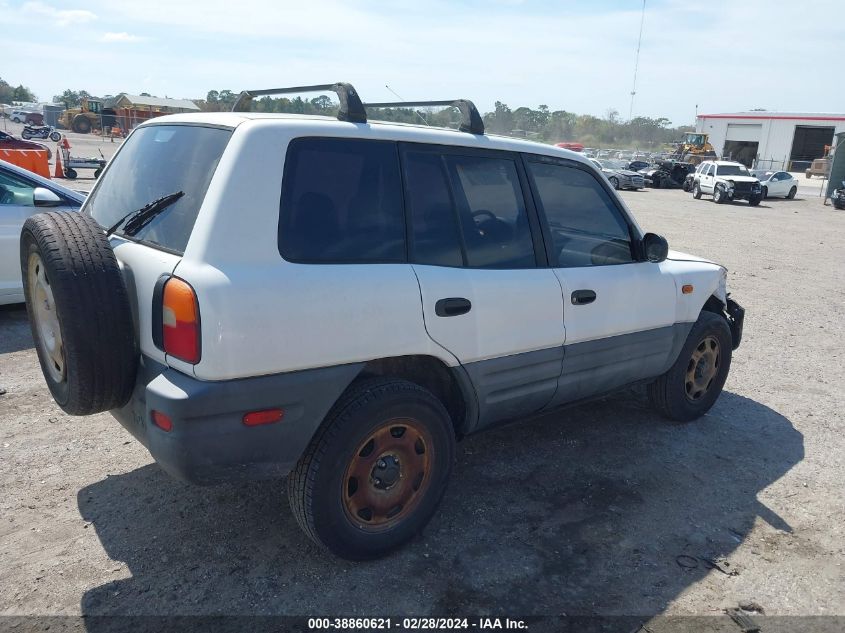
[590,158,645,190]
[0,159,85,305]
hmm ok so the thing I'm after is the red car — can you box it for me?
[0,130,51,159]
[555,141,584,152]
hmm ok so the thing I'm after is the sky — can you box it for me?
[2,0,843,126]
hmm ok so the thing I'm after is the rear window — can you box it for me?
[86,125,231,254]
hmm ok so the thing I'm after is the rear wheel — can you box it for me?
[49,131,61,142]
[288,378,455,559]
[693,183,702,199]
[648,312,733,422]
[787,186,797,199]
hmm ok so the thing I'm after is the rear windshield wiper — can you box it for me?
[105,191,184,238]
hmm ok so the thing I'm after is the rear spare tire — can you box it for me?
[20,212,137,415]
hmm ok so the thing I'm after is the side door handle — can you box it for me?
[435,297,472,317]
[571,289,596,305]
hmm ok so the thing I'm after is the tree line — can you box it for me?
[0,78,36,105]
[38,85,694,149]
[200,90,691,149]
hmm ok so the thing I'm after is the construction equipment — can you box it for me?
[670,132,718,165]
[58,98,115,135]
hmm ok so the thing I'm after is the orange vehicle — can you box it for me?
[555,141,584,152]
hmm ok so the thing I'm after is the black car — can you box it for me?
[641,160,695,189]
[833,181,845,210]
[628,160,650,172]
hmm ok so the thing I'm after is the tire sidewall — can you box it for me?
[309,386,454,559]
[693,183,702,199]
[666,314,733,421]
[21,235,71,408]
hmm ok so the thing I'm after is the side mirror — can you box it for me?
[33,187,62,207]
[642,232,669,263]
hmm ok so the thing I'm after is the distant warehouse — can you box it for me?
[695,111,845,171]
[105,93,199,132]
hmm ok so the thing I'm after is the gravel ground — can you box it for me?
[0,185,843,622]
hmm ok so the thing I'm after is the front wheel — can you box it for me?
[761,186,768,200]
[648,312,733,422]
[288,378,455,560]
[748,195,761,206]
[713,186,725,204]
[609,176,619,190]
[64,168,77,179]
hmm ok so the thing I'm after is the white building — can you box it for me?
[695,111,845,170]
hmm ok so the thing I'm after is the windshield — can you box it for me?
[85,124,231,253]
[716,164,750,176]
[599,159,627,170]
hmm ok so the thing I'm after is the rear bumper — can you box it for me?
[726,297,745,350]
[111,356,363,484]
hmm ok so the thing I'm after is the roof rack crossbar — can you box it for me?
[232,82,367,123]
[364,99,485,135]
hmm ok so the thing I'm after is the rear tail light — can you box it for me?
[151,411,173,432]
[243,408,285,426]
[160,277,201,364]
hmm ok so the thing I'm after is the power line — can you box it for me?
[628,0,646,121]
[384,84,430,126]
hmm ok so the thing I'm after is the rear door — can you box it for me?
[699,163,715,193]
[523,157,679,405]
[402,144,565,430]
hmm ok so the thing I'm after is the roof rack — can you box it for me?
[364,99,484,135]
[231,82,366,123]
[231,83,485,135]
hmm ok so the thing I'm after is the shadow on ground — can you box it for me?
[77,389,802,619]
[0,304,33,354]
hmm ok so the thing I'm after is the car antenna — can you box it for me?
[384,85,430,126]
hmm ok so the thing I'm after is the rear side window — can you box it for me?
[279,138,405,263]
[527,161,634,267]
[403,148,537,269]
[86,125,231,254]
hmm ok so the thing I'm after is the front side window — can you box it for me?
[86,124,231,254]
[279,138,406,263]
[0,169,35,206]
[527,161,634,267]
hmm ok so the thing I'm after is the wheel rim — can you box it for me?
[342,418,434,532]
[28,253,65,383]
[685,336,720,401]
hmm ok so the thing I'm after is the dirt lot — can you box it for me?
[1,186,843,624]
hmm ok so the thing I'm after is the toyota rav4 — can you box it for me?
[20,83,745,560]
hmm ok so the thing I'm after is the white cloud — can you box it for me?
[21,1,96,26]
[100,31,144,43]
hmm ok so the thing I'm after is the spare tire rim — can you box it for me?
[342,418,433,532]
[29,253,65,383]
[685,335,720,401]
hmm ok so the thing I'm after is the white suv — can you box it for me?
[20,83,745,559]
[692,160,763,205]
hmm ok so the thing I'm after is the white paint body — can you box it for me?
[86,113,728,381]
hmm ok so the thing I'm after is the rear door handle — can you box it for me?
[571,289,596,305]
[435,297,472,317]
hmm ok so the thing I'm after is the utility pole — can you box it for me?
[628,0,646,121]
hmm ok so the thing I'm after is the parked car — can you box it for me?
[691,161,762,205]
[805,158,830,179]
[750,170,798,199]
[0,159,84,305]
[683,163,707,192]
[590,158,645,189]
[832,181,845,210]
[628,160,650,172]
[10,109,34,124]
[20,84,744,560]
[24,112,44,126]
[0,130,52,160]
